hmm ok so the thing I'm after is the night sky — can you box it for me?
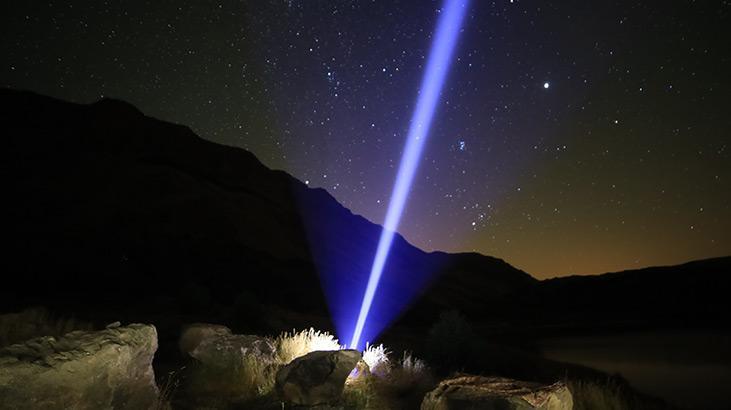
[2,1,729,278]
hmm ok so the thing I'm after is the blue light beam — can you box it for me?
[349,0,470,350]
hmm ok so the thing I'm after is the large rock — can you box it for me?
[180,323,276,367]
[0,323,159,410]
[179,323,278,402]
[179,322,231,356]
[421,375,572,410]
[276,349,361,406]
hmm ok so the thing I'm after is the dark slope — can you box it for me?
[0,89,534,334]
[2,89,727,339]
[523,256,731,332]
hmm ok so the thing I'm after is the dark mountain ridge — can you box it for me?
[0,88,534,335]
[1,88,728,340]
[522,256,731,333]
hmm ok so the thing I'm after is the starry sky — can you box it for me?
[2,1,730,278]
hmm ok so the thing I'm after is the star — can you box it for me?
[2,0,726,280]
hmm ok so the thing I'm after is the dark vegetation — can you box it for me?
[2,89,729,408]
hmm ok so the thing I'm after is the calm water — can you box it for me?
[539,331,731,409]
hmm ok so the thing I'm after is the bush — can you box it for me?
[425,310,476,371]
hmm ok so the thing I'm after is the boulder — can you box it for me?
[276,349,361,405]
[180,323,276,367]
[421,375,573,410]
[180,323,278,403]
[0,323,159,410]
[179,323,231,357]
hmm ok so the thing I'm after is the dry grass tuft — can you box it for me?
[274,327,343,364]
[154,370,181,410]
[362,343,391,377]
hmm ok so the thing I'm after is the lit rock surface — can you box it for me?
[421,375,573,410]
[276,349,361,405]
[0,323,159,410]
[179,323,278,403]
[180,323,276,366]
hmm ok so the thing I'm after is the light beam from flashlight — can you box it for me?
[349,0,470,350]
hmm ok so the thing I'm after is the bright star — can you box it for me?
[543,82,550,89]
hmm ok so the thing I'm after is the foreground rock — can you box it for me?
[180,323,278,402]
[276,349,361,406]
[0,323,159,410]
[421,375,573,410]
[180,323,276,366]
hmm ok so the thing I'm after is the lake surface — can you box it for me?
[538,331,731,409]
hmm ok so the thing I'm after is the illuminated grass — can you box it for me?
[274,327,343,364]
[362,343,391,377]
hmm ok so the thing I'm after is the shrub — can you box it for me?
[425,310,475,371]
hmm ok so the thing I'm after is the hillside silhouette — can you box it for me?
[1,88,728,339]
